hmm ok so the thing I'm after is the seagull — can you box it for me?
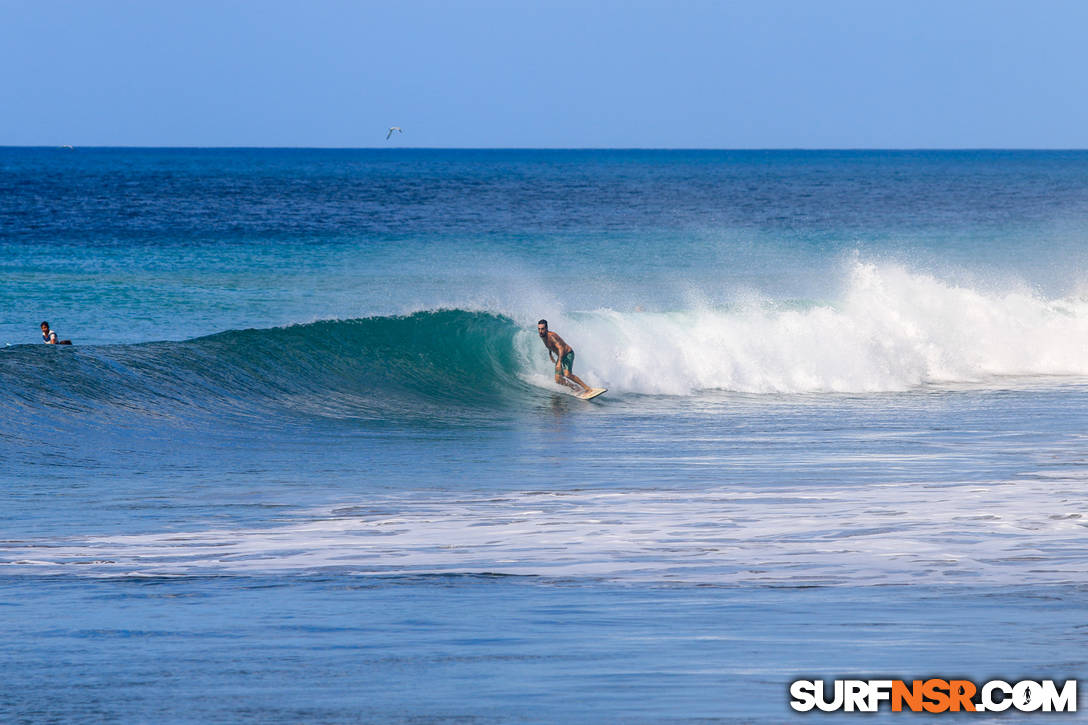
[386,126,403,140]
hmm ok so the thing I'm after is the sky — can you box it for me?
[2,0,1087,148]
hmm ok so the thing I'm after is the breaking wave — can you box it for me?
[4,263,1088,431]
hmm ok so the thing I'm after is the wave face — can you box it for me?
[0,310,531,427]
[5,263,1088,431]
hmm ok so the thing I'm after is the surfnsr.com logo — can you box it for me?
[789,679,1077,713]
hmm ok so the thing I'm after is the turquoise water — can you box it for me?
[2,149,1087,721]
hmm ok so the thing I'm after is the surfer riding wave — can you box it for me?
[537,319,596,395]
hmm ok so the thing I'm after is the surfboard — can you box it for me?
[576,387,607,400]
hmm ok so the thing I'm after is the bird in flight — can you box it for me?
[386,126,403,140]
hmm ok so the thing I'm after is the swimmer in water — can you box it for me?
[40,321,72,345]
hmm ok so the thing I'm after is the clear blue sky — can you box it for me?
[3,0,1087,148]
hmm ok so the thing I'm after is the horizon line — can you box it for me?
[4,145,1088,152]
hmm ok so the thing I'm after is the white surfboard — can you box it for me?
[575,387,607,400]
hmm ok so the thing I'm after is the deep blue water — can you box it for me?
[3,149,1088,722]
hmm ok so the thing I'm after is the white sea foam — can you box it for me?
[518,262,1088,395]
[5,476,1086,585]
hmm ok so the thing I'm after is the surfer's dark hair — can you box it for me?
[40,321,49,327]
[537,319,547,327]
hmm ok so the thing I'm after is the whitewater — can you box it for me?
[8,478,1087,585]
[524,262,1088,395]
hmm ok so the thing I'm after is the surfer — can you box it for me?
[537,319,592,393]
[40,321,72,345]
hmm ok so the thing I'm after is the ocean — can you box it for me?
[2,148,1086,722]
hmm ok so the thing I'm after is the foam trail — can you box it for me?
[4,476,1086,585]
[526,262,1088,394]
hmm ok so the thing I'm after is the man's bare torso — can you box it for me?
[542,331,571,357]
